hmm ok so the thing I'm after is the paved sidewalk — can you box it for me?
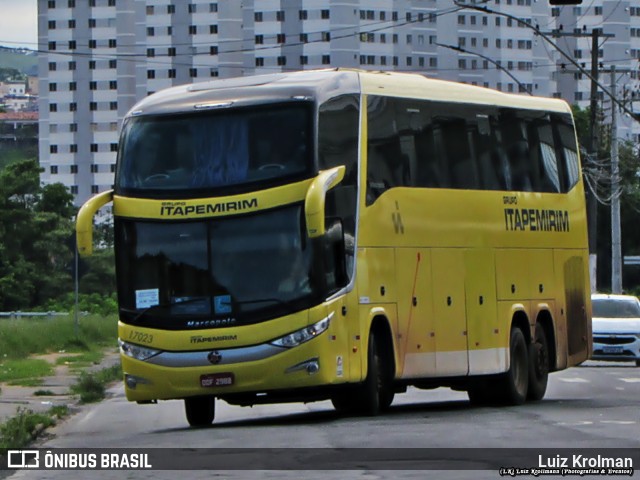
[0,349,121,424]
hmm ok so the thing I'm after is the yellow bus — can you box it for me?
[77,69,591,427]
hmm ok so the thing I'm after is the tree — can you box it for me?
[0,159,75,310]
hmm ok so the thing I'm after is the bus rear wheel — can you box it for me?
[497,327,529,405]
[527,323,549,401]
[184,395,215,427]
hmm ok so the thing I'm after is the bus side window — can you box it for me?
[554,115,580,191]
[499,112,532,192]
[474,113,501,190]
[536,122,561,193]
[442,118,479,190]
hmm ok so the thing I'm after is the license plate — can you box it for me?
[200,372,235,388]
[602,346,624,354]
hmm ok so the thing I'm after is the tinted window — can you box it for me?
[366,95,580,204]
[116,103,313,197]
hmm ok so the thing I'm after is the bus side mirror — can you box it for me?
[305,166,345,238]
[76,190,114,256]
[323,218,348,292]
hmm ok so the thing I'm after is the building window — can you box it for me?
[255,58,264,67]
[108,0,115,5]
[147,70,155,79]
[189,25,197,35]
[255,35,263,44]
[50,145,58,154]
[91,164,99,172]
[70,186,78,194]
[90,144,98,153]
[167,4,175,14]
[70,144,78,153]
[69,61,76,70]
[300,55,308,65]
[110,143,118,152]
[91,186,99,194]
[168,69,176,78]
[322,55,330,65]
[50,166,58,174]
[71,165,78,174]
[70,123,78,132]
[89,18,96,28]
[49,104,57,112]
[48,20,56,29]
[321,9,330,19]
[110,164,116,173]
[48,41,56,51]
[188,4,196,13]
[89,81,97,90]
[110,102,117,111]
[322,32,330,41]
[146,5,153,14]
[109,81,117,90]
[69,102,77,112]
[147,27,154,36]
[49,83,57,92]
[109,39,116,48]
[276,11,285,21]
[299,10,307,20]
[255,12,263,22]
[90,102,97,111]
[189,68,198,77]
[300,33,308,43]
[168,47,176,56]
[88,39,96,48]
[69,82,76,91]
[277,56,286,66]
[210,3,218,13]
[68,0,74,6]
[277,34,286,43]
[210,25,218,34]
[147,48,155,57]
[48,0,56,8]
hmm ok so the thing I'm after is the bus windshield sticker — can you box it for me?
[214,295,232,314]
[135,289,159,309]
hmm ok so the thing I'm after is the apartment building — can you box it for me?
[38,0,640,205]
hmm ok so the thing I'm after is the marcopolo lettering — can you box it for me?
[160,198,258,216]
[504,208,570,232]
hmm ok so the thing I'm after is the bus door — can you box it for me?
[431,248,468,376]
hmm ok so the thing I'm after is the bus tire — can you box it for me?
[334,331,394,416]
[527,323,549,401]
[184,395,215,427]
[497,327,529,405]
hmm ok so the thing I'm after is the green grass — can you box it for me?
[55,350,104,366]
[0,359,53,384]
[0,406,68,451]
[71,364,123,403]
[0,314,118,360]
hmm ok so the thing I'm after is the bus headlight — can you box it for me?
[119,339,161,361]
[269,314,333,348]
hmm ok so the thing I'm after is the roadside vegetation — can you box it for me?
[0,406,68,452]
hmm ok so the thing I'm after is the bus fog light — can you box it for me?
[125,374,152,390]
[119,339,161,361]
[270,314,333,348]
[285,358,320,375]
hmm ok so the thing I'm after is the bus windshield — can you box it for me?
[116,103,313,195]
[115,205,320,329]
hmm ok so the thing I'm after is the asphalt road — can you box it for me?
[5,360,640,480]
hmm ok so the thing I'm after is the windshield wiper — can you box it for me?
[120,297,208,323]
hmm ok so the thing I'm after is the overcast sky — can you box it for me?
[0,0,38,49]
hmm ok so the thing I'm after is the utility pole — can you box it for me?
[610,66,622,293]
[552,28,613,292]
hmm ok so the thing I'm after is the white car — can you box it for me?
[591,294,640,367]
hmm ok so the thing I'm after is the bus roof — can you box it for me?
[126,69,572,118]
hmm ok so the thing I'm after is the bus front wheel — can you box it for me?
[184,395,215,427]
[332,331,394,415]
[527,323,549,401]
